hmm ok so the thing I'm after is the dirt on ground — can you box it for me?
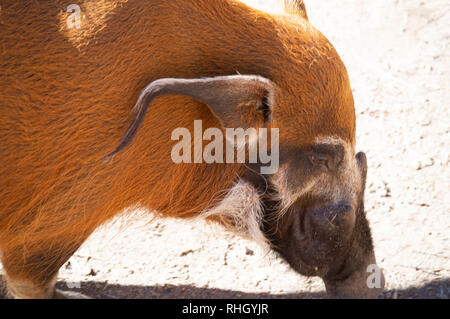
[1,0,449,299]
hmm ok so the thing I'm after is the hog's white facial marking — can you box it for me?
[270,166,315,218]
[313,136,360,205]
[270,136,361,216]
[198,180,269,248]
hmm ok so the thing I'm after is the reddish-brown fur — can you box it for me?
[0,0,355,295]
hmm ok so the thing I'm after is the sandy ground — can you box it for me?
[1,0,449,299]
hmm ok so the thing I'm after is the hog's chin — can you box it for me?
[323,251,385,299]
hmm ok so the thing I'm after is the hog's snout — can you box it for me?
[306,201,355,236]
[286,200,358,273]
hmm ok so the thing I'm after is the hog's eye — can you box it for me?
[309,153,329,169]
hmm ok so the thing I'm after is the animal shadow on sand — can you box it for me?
[0,275,448,299]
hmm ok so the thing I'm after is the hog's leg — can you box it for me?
[1,235,92,299]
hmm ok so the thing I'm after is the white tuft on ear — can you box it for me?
[280,0,308,18]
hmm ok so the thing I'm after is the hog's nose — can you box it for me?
[307,201,355,237]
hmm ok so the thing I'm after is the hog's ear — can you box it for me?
[106,75,276,158]
[282,0,308,19]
